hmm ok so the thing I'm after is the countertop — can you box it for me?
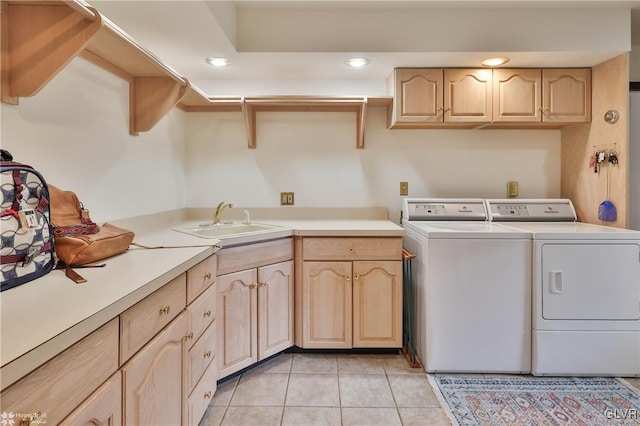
[1,208,404,389]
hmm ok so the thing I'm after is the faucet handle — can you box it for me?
[243,210,251,225]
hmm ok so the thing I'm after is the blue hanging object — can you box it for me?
[598,200,617,222]
[598,165,617,222]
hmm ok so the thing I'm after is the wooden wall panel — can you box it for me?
[561,54,629,227]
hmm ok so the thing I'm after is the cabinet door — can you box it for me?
[353,261,403,348]
[542,68,591,123]
[444,68,493,123]
[60,372,122,426]
[258,260,294,360]
[122,312,188,426]
[217,268,258,379]
[393,68,443,123]
[493,68,542,122]
[302,261,352,348]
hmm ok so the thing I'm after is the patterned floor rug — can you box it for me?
[428,374,640,426]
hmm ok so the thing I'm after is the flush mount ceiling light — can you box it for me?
[345,57,370,68]
[481,57,510,67]
[205,57,230,67]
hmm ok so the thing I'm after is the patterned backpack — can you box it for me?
[0,150,55,291]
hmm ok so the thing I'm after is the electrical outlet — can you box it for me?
[400,181,409,196]
[280,192,294,205]
[507,181,519,198]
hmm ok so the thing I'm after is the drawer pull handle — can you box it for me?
[185,332,194,340]
[346,276,351,281]
[205,272,212,279]
[204,350,212,358]
[203,310,212,318]
[258,281,267,288]
[249,283,258,289]
[349,248,355,254]
[159,306,171,315]
[204,391,213,399]
[354,275,360,280]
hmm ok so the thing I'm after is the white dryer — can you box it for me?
[487,199,640,376]
[402,198,532,373]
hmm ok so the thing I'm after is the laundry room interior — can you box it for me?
[1,1,640,425]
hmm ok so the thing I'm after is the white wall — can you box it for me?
[1,57,562,225]
[186,108,561,221]
[1,58,188,223]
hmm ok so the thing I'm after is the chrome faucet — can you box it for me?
[213,202,233,224]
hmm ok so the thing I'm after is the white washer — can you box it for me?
[402,198,532,373]
[487,199,640,376]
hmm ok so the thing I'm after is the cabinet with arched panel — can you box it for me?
[299,237,403,349]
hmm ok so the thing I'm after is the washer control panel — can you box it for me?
[486,199,577,222]
[404,199,487,221]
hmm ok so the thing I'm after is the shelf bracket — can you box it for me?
[1,1,102,105]
[241,98,257,149]
[356,98,368,149]
[130,77,188,135]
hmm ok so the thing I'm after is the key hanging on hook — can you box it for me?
[608,150,619,165]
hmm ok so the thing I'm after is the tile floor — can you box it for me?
[199,352,640,426]
[199,352,450,426]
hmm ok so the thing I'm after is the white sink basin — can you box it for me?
[173,223,285,239]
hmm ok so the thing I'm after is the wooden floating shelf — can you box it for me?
[180,95,393,149]
[1,0,188,135]
[0,0,393,147]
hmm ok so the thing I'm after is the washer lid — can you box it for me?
[404,221,530,239]
[501,222,640,240]
[403,198,487,221]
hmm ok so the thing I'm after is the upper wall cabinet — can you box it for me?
[389,67,591,129]
[388,68,492,128]
[493,68,591,126]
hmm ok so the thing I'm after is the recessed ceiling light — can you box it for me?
[481,57,510,67]
[205,57,230,67]
[345,57,370,68]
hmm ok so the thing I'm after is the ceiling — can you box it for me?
[89,0,640,96]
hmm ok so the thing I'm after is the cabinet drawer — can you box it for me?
[186,320,216,394]
[187,255,217,304]
[0,319,119,426]
[302,237,402,261]
[120,274,187,362]
[187,282,216,347]
[217,238,293,275]
[60,371,122,426]
[186,355,217,426]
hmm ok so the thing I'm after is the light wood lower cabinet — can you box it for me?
[60,372,122,426]
[352,261,403,347]
[0,319,119,426]
[216,238,294,379]
[217,259,294,379]
[217,268,258,378]
[299,237,403,349]
[122,312,188,426]
[0,254,218,426]
[258,261,294,359]
[303,261,353,348]
[186,353,218,426]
